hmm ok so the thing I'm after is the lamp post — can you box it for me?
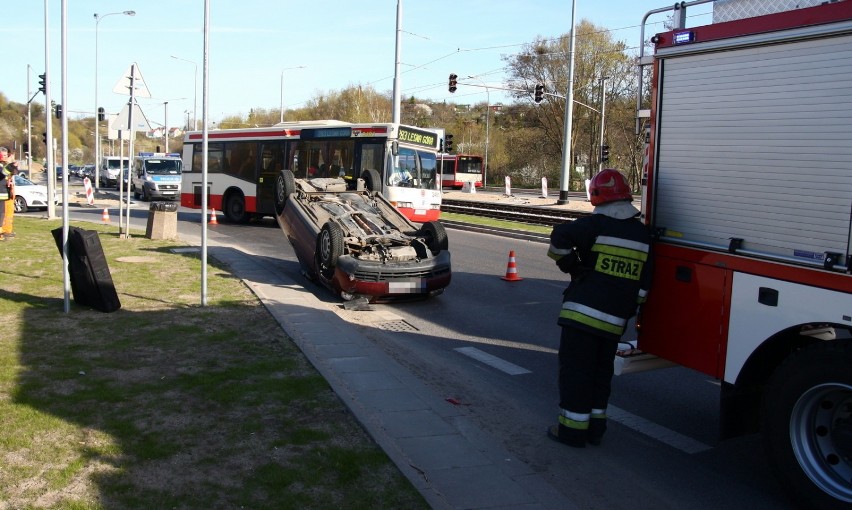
[279,65,306,123]
[170,55,197,130]
[598,76,609,172]
[94,10,135,190]
[158,98,185,152]
[467,75,490,186]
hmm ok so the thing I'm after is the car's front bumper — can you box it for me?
[331,251,452,301]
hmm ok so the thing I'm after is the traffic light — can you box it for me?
[22,143,29,154]
[445,134,453,153]
[448,73,457,93]
[97,107,106,121]
[38,73,47,94]
[42,132,47,145]
[534,84,544,104]
[55,103,63,119]
[601,144,610,163]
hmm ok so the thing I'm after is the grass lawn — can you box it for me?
[0,217,428,509]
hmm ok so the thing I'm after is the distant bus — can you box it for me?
[439,154,483,189]
[180,120,442,223]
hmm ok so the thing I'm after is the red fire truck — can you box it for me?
[633,1,852,508]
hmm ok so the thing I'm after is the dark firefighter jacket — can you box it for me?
[548,207,651,340]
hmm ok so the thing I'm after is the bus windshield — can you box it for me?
[457,156,482,174]
[144,159,182,175]
[390,147,437,189]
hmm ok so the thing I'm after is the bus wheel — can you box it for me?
[361,169,381,193]
[316,222,344,279]
[762,340,852,510]
[274,169,296,216]
[419,221,448,255]
[224,193,249,223]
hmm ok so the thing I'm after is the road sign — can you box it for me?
[110,103,151,132]
[112,64,151,98]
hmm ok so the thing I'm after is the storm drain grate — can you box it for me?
[377,320,419,333]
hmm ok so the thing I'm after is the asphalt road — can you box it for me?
[37,188,796,510]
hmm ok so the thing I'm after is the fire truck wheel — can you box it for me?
[762,340,852,510]
[274,169,296,216]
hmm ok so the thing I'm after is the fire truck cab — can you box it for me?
[635,1,852,508]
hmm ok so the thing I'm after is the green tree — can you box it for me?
[503,20,640,191]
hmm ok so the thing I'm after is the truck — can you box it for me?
[130,152,182,201]
[98,156,129,188]
[633,1,852,509]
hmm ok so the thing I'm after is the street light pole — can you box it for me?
[279,65,306,123]
[598,76,609,172]
[467,76,490,186]
[94,10,135,191]
[164,101,169,152]
[170,55,198,130]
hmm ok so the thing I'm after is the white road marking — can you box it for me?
[607,404,713,454]
[454,346,532,376]
[454,347,713,453]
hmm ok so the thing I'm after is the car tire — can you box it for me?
[761,341,852,510]
[14,196,28,213]
[420,221,448,255]
[224,192,249,223]
[361,169,382,193]
[317,222,344,277]
[274,169,296,216]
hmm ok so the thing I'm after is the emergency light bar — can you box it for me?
[674,31,696,44]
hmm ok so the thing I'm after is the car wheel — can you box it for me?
[361,169,382,193]
[316,222,344,278]
[14,196,28,213]
[224,193,249,223]
[762,341,852,510]
[274,169,296,216]
[420,221,448,255]
[142,187,150,201]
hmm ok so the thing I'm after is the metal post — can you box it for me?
[164,101,169,152]
[26,65,32,173]
[598,76,609,172]
[279,66,306,123]
[466,76,490,186]
[391,0,402,125]
[44,0,55,219]
[94,10,135,191]
[557,0,578,205]
[171,55,198,130]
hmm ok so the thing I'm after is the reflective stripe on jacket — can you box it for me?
[549,212,651,339]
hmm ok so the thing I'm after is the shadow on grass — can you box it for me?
[2,221,428,509]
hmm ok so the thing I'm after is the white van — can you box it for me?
[99,156,130,188]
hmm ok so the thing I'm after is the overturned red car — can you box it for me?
[274,169,451,302]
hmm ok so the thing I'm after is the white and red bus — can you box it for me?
[439,153,483,189]
[180,120,442,223]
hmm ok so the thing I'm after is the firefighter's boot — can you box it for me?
[588,415,607,446]
[547,424,587,448]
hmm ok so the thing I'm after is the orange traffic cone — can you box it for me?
[209,208,218,225]
[501,250,523,281]
[102,208,110,223]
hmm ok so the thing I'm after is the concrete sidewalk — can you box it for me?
[201,241,576,510]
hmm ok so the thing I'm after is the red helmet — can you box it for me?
[589,168,632,206]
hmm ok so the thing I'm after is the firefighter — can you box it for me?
[547,168,651,447]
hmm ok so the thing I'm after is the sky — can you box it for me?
[1,1,714,130]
